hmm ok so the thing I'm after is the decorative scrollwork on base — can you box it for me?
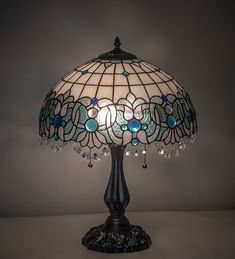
[82,224,151,253]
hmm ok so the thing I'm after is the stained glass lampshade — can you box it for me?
[39,37,198,253]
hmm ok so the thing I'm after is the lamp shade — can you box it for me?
[39,37,198,162]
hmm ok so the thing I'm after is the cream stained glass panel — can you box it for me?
[128,74,142,85]
[130,85,149,101]
[139,63,152,72]
[63,70,77,81]
[148,72,164,83]
[100,74,114,86]
[76,62,95,71]
[57,82,73,95]
[77,73,91,84]
[86,74,102,85]
[87,62,101,72]
[138,73,154,84]
[130,63,144,73]
[95,63,106,73]
[113,86,129,102]
[70,84,84,101]
[115,63,124,74]
[145,84,163,97]
[167,80,179,94]
[53,80,64,92]
[67,71,82,83]
[173,79,184,90]
[105,64,115,73]
[156,71,170,81]
[49,60,184,103]
[157,82,173,95]
[142,61,158,71]
[96,86,113,99]
[123,63,135,73]
[114,74,128,85]
[80,85,98,98]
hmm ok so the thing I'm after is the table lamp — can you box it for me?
[39,37,198,253]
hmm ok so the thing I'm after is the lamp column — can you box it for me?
[82,144,151,253]
[103,145,130,233]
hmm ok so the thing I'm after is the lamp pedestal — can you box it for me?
[82,145,151,253]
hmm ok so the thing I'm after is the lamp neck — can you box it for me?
[103,145,130,232]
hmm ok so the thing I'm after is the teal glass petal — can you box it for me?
[116,111,128,125]
[63,108,72,122]
[72,128,85,140]
[141,110,151,124]
[101,129,113,143]
[62,121,67,128]
[64,120,73,134]
[146,121,156,136]
[79,105,88,124]
[54,133,59,141]
[157,126,167,141]
[113,122,123,137]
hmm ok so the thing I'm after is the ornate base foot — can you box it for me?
[82,224,151,253]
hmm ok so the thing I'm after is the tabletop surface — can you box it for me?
[0,211,234,259]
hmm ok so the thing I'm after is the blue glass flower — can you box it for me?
[128,119,141,133]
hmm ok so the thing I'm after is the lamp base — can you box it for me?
[82,223,151,253]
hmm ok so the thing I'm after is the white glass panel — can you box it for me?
[68,71,82,83]
[95,63,106,73]
[130,85,149,101]
[114,74,128,85]
[128,74,142,85]
[77,73,91,84]
[156,71,169,81]
[123,63,135,73]
[145,84,162,97]
[80,85,98,98]
[76,62,95,71]
[70,84,84,101]
[53,80,64,92]
[63,70,77,81]
[57,82,73,95]
[86,74,102,85]
[138,73,154,84]
[141,61,158,71]
[115,63,124,74]
[88,62,101,72]
[172,79,184,90]
[113,86,129,102]
[105,64,115,73]
[167,80,178,94]
[139,63,152,72]
[148,72,164,83]
[157,82,172,95]
[131,63,144,73]
[159,69,172,80]
[99,74,114,86]
[96,86,113,99]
